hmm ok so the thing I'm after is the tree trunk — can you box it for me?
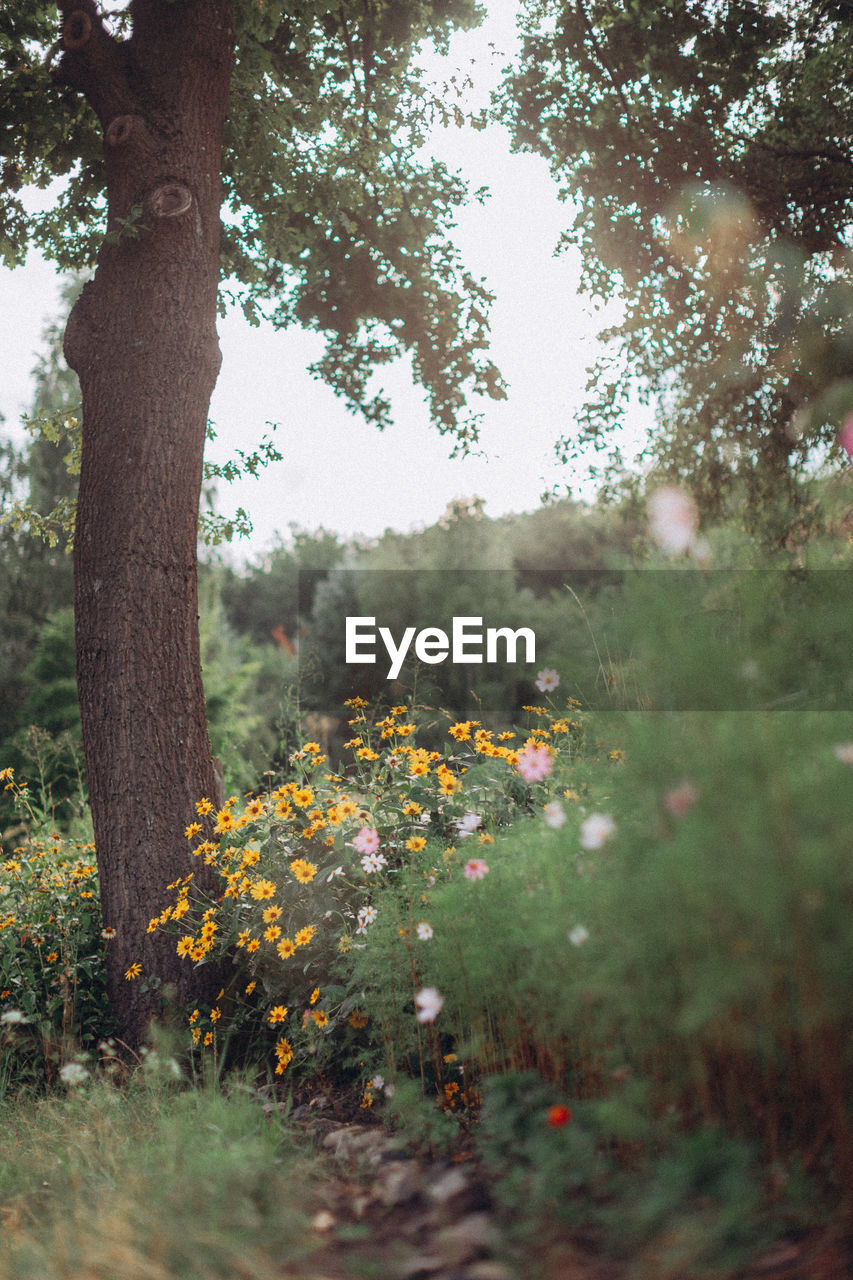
[58,0,234,1045]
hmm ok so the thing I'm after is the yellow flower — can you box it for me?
[268,1005,288,1024]
[236,929,250,948]
[185,822,202,839]
[293,787,315,808]
[290,858,317,884]
[295,925,315,947]
[357,747,379,761]
[311,1009,328,1028]
[277,937,296,959]
[250,878,277,900]
[274,1037,293,1072]
[309,987,320,1005]
[195,797,214,816]
[189,1009,199,1024]
[402,801,423,816]
[262,905,282,923]
[406,836,427,853]
[264,925,282,942]
[274,799,293,819]
[191,1027,201,1044]
[176,937,195,958]
[349,1009,368,1029]
[247,939,260,953]
[210,1007,221,1022]
[245,981,256,995]
[214,808,235,833]
[204,1032,213,1046]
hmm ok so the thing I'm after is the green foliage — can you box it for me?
[500,1,853,531]
[0,771,110,1094]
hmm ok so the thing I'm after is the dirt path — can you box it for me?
[283,1116,853,1280]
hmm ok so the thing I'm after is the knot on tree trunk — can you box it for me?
[63,10,92,50]
[105,114,139,148]
[148,182,193,219]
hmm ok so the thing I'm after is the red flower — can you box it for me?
[546,1104,572,1129]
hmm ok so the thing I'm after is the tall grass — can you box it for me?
[0,1073,320,1280]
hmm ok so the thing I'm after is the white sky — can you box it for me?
[0,3,652,564]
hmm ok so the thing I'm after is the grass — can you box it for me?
[0,1070,323,1280]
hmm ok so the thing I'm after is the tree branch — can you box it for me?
[54,0,135,126]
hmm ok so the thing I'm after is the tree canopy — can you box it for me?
[2,0,503,445]
[501,0,853,531]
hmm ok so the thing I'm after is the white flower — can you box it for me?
[416,921,434,940]
[325,865,344,881]
[59,1062,90,1087]
[569,924,590,947]
[361,852,387,874]
[833,743,853,765]
[355,904,377,935]
[384,1083,396,1098]
[579,813,616,850]
[0,1009,27,1026]
[414,987,444,1023]
[535,668,560,693]
[370,1074,385,1090]
[543,801,566,829]
[455,812,481,837]
[648,485,698,555]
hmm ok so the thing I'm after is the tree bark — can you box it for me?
[57,0,235,1045]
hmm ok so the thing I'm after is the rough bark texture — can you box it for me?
[57,0,235,1045]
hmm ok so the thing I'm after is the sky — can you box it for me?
[0,3,651,565]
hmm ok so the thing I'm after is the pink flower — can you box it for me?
[352,826,379,855]
[648,485,698,555]
[838,414,853,460]
[535,668,560,693]
[464,858,490,881]
[414,987,444,1023]
[664,780,700,818]
[516,742,554,783]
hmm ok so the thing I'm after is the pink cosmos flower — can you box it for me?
[352,826,380,855]
[464,858,490,881]
[516,742,554,783]
[535,668,560,693]
[664,780,700,818]
[414,987,444,1023]
[648,485,698,555]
